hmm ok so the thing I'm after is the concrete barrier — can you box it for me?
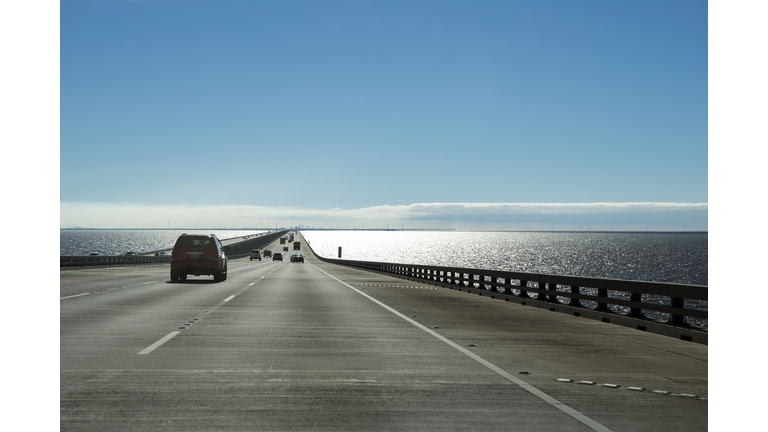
[223,230,291,258]
[60,255,172,267]
[60,230,291,267]
[304,235,708,344]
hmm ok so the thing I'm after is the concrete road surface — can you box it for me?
[60,233,707,431]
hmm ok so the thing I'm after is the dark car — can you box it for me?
[290,254,304,263]
[263,250,272,257]
[273,252,283,261]
[170,234,228,282]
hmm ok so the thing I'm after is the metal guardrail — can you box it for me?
[60,255,172,267]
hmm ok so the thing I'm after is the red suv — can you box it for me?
[170,234,228,282]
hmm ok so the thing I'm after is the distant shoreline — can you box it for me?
[60,227,707,234]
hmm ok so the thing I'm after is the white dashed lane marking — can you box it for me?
[138,331,180,355]
[61,281,157,300]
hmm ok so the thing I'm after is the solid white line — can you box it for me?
[60,293,90,300]
[310,263,614,432]
[138,331,180,355]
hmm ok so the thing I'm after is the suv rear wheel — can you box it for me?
[214,266,227,282]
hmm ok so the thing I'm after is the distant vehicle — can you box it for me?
[290,254,304,263]
[154,252,168,256]
[293,241,301,250]
[263,250,272,257]
[170,234,228,282]
[273,252,283,261]
[250,249,261,261]
[280,237,287,244]
[283,246,289,252]
[125,252,138,256]
[89,252,101,256]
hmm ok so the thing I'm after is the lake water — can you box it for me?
[302,231,707,286]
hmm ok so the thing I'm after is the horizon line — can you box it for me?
[60,227,708,233]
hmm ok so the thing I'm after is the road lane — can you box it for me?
[60,256,287,368]
[62,254,604,431]
[60,232,706,431]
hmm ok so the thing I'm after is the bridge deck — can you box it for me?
[60,232,707,431]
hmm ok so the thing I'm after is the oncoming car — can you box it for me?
[290,254,304,263]
[170,234,228,282]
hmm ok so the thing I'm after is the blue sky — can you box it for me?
[57,0,709,229]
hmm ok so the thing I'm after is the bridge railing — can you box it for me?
[60,230,293,267]
[60,255,172,267]
[376,263,707,325]
[308,248,708,336]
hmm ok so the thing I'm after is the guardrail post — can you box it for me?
[519,279,528,298]
[597,288,609,311]
[569,285,579,306]
[546,283,557,302]
[671,296,685,325]
[631,292,643,317]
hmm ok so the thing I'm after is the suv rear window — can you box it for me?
[174,236,215,248]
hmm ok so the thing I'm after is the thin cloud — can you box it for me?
[60,202,707,230]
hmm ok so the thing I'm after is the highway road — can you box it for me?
[61,233,707,431]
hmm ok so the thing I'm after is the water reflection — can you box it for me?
[303,231,707,285]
